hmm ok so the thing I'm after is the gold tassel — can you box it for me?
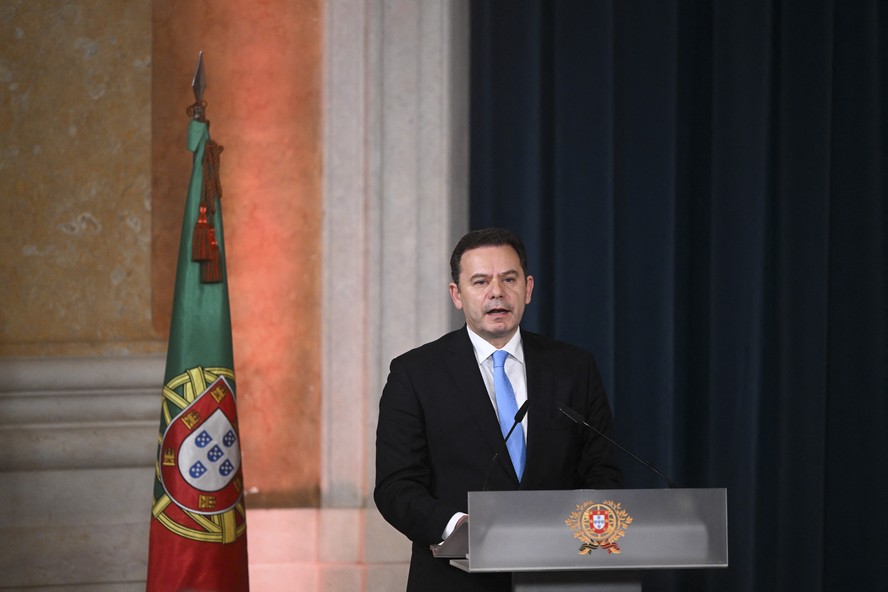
[200,228,222,284]
[192,205,211,261]
[195,138,225,283]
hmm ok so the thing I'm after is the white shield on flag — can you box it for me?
[178,408,241,492]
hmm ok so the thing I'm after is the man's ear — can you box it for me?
[525,274,534,304]
[449,282,464,310]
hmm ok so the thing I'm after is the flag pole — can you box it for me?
[146,51,250,592]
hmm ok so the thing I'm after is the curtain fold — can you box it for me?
[470,1,887,590]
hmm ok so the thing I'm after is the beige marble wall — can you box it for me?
[0,0,158,356]
[0,0,325,504]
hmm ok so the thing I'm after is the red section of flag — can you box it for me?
[147,516,249,591]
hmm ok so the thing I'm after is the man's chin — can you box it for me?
[479,322,518,342]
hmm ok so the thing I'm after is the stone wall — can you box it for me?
[0,0,157,357]
[0,1,469,589]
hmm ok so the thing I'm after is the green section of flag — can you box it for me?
[164,120,234,386]
[151,120,235,503]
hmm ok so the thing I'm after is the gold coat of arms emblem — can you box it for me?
[565,499,633,554]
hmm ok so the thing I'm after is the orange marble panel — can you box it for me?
[152,0,323,507]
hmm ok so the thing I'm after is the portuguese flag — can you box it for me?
[146,117,250,591]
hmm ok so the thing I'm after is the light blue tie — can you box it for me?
[492,349,526,481]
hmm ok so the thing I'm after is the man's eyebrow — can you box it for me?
[468,270,519,281]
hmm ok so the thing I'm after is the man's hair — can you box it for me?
[449,227,529,284]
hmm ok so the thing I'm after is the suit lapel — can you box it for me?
[443,329,516,480]
[522,331,554,488]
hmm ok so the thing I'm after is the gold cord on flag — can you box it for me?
[190,137,224,284]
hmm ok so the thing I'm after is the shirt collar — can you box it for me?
[465,326,524,366]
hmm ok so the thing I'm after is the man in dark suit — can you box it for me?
[375,228,623,592]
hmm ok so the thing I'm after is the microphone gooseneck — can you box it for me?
[558,404,677,488]
[481,400,530,491]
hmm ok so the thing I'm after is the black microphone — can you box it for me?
[558,404,677,489]
[481,400,530,491]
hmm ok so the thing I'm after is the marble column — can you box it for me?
[316,0,470,588]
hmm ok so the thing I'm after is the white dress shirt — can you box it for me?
[466,326,529,442]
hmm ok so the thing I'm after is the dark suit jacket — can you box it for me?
[374,327,623,592]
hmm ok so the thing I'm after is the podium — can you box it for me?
[432,488,728,592]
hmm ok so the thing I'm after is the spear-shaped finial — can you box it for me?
[190,50,207,121]
[192,50,206,102]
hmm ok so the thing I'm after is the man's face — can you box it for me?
[449,245,534,348]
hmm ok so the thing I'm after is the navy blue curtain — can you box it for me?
[470,1,887,590]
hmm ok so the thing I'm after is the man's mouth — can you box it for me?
[486,307,511,316]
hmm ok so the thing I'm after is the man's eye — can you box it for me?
[474,280,487,286]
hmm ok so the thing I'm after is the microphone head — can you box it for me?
[514,400,530,422]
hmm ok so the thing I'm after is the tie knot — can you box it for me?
[492,349,508,369]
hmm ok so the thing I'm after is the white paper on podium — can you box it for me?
[430,515,469,559]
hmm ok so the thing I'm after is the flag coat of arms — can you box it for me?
[146,115,250,591]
